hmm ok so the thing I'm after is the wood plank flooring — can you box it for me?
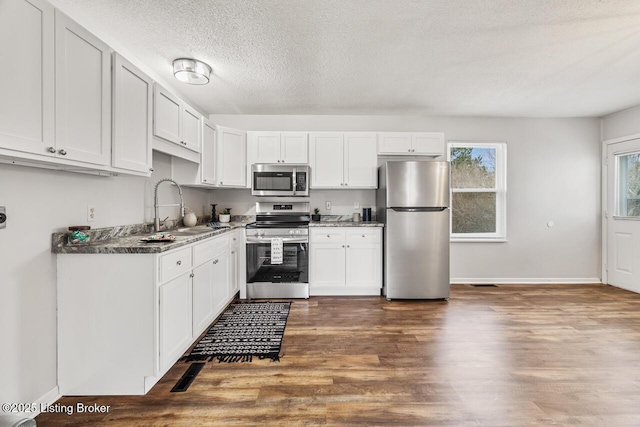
[36,284,640,426]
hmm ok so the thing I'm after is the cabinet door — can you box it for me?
[112,53,153,174]
[153,84,181,144]
[212,250,231,316]
[344,132,377,188]
[281,132,308,164]
[201,118,216,185]
[309,132,344,188]
[192,261,215,337]
[55,10,111,165]
[0,0,55,156]
[159,273,192,372]
[251,131,281,164]
[412,132,444,156]
[345,229,382,290]
[230,246,239,297]
[216,126,246,187]
[378,132,412,155]
[309,243,346,288]
[181,104,201,152]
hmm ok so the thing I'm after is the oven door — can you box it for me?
[246,236,309,298]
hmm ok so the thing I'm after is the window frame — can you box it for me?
[447,141,507,242]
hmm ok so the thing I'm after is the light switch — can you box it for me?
[325,201,332,210]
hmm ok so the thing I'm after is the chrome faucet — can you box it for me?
[154,178,184,232]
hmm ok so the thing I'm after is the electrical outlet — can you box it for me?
[87,205,96,222]
[325,201,332,210]
[354,201,360,209]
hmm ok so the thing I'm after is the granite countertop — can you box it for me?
[309,220,384,227]
[52,220,249,255]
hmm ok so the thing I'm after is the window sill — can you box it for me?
[451,238,508,243]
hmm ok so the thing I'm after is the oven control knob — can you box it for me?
[289,230,294,235]
[296,230,301,234]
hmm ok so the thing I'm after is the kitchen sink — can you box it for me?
[169,226,214,236]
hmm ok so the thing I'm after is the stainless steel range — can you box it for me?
[245,201,310,299]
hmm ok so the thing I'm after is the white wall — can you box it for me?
[602,106,640,141]
[212,114,602,283]
[0,152,209,406]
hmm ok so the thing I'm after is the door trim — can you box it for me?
[602,133,640,285]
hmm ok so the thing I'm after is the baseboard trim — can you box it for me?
[451,278,602,285]
[27,386,61,418]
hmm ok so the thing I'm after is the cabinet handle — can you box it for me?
[190,273,194,278]
[47,147,56,153]
[362,234,365,237]
[326,235,330,238]
[344,183,348,186]
[149,168,154,172]
[176,260,182,266]
[233,238,236,241]
[408,149,411,152]
[220,181,223,185]
[213,259,219,264]
[59,149,67,156]
[342,245,345,248]
[231,250,235,254]
[347,245,350,248]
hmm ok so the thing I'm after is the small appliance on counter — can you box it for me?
[362,207,372,222]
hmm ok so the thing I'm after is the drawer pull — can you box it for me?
[189,273,194,278]
[362,234,365,237]
[342,244,345,248]
[213,259,219,264]
[176,260,182,266]
[327,234,330,238]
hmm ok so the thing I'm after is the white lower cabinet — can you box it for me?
[309,227,382,296]
[159,272,192,373]
[57,230,241,396]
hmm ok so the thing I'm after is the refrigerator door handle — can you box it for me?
[390,207,447,212]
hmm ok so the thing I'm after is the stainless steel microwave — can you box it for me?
[251,164,310,197]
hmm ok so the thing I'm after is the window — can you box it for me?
[617,151,640,217]
[447,141,507,241]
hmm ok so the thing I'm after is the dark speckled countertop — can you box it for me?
[52,221,248,254]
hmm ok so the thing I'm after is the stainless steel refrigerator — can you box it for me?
[377,161,450,299]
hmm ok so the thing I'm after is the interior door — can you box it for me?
[607,139,640,293]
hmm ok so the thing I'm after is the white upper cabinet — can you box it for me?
[378,132,444,156]
[153,85,181,144]
[112,53,153,174]
[216,126,246,187]
[250,131,280,164]
[153,84,201,153]
[55,10,111,166]
[344,133,377,188]
[0,0,55,157]
[309,133,344,188]
[181,104,201,152]
[280,132,308,163]
[309,132,377,189]
[200,118,217,185]
[248,131,308,165]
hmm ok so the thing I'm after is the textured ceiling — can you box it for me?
[49,0,640,117]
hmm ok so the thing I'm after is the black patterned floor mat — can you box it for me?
[182,301,291,363]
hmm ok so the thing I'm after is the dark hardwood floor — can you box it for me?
[37,284,640,426]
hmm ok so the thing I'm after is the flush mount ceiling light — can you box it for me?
[172,58,212,85]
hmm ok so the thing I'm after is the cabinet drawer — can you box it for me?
[311,228,346,243]
[193,234,230,266]
[159,247,192,283]
[347,228,381,243]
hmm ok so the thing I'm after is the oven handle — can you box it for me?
[246,236,309,244]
